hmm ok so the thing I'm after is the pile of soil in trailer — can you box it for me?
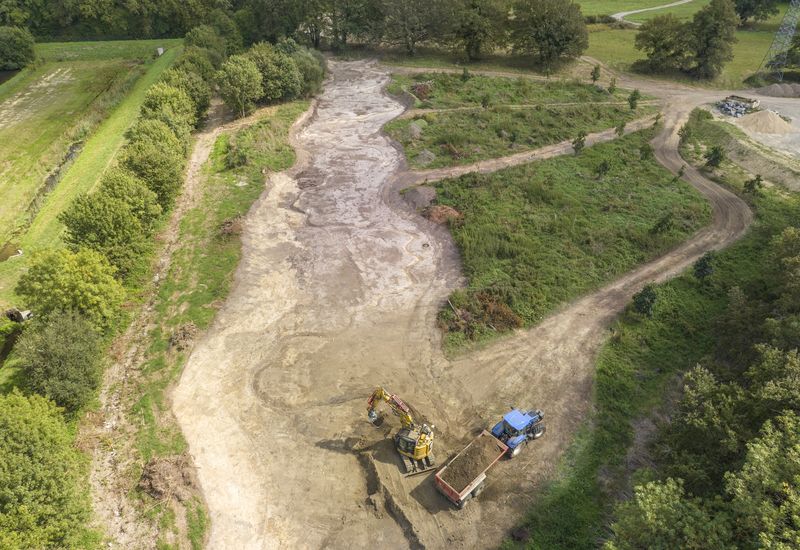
[440,435,504,492]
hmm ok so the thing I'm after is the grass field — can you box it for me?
[434,127,711,351]
[506,110,800,549]
[579,0,674,16]
[386,72,654,168]
[0,42,181,306]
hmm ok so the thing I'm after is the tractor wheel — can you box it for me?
[510,445,522,458]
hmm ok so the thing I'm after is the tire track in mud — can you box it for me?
[172,60,752,549]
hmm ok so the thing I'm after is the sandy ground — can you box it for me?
[729,98,800,160]
[171,60,753,549]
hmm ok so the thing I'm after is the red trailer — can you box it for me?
[434,430,508,509]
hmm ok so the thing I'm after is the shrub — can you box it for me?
[120,138,186,209]
[59,192,152,278]
[126,118,183,154]
[632,284,658,317]
[174,46,218,79]
[291,47,325,97]
[0,26,35,70]
[246,42,303,103]
[15,248,124,333]
[160,68,211,120]
[693,251,715,281]
[16,311,103,414]
[140,82,197,143]
[704,145,725,167]
[216,54,263,117]
[0,391,89,548]
[98,168,162,233]
[184,24,226,57]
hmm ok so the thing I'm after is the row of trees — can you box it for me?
[0,24,323,546]
[607,230,800,545]
[634,0,739,79]
[0,25,34,69]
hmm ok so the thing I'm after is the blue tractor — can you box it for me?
[490,409,546,458]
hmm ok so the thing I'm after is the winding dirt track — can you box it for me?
[172,60,752,548]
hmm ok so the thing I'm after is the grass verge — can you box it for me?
[503,109,800,549]
[126,101,308,546]
[434,127,710,352]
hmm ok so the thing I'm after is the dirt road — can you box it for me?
[172,60,752,548]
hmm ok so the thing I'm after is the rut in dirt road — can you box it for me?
[172,60,753,550]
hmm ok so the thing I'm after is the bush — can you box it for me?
[632,284,658,317]
[174,46,218,79]
[246,42,303,103]
[184,24,226,57]
[140,82,197,143]
[0,391,89,548]
[98,168,162,233]
[16,311,103,414]
[59,192,152,278]
[0,26,35,70]
[120,137,186,209]
[15,248,124,334]
[126,118,183,155]
[216,54,263,118]
[160,68,211,120]
[291,47,325,97]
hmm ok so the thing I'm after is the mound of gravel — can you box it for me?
[756,82,800,98]
[738,110,794,135]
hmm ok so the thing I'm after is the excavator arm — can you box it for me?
[367,387,415,428]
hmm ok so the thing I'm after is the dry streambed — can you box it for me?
[172,60,752,549]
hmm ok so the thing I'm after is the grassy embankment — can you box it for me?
[503,109,800,549]
[432,127,710,352]
[385,72,654,168]
[587,3,790,88]
[0,41,181,305]
[128,102,308,549]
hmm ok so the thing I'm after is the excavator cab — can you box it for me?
[367,387,437,476]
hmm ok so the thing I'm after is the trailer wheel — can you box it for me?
[458,495,471,509]
[472,483,485,498]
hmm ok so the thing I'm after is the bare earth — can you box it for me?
[172,60,754,549]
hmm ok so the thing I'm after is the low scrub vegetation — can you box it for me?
[434,128,710,351]
[507,108,800,549]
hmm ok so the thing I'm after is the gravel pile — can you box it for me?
[738,110,794,134]
[756,83,800,98]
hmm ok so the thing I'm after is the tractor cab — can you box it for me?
[491,409,545,457]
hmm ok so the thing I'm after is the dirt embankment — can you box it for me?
[170,60,752,549]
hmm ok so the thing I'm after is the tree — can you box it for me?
[140,82,197,143]
[15,248,124,333]
[16,311,103,414]
[733,0,780,24]
[174,46,218,80]
[725,413,800,548]
[327,0,380,49]
[690,0,738,78]
[632,284,657,316]
[572,131,586,155]
[634,15,692,72]
[216,54,264,117]
[184,24,227,56]
[120,138,186,209]
[127,118,183,156]
[746,345,800,413]
[704,144,725,167]
[639,142,654,160]
[596,159,611,178]
[59,192,152,278]
[379,0,449,56]
[160,68,211,120]
[606,478,733,550]
[246,43,302,103]
[449,0,509,60]
[693,251,715,281]
[0,26,34,70]
[0,391,89,548]
[628,88,641,110]
[608,76,617,94]
[509,0,588,67]
[97,168,162,233]
[591,64,601,83]
[291,47,325,97]
[744,174,763,195]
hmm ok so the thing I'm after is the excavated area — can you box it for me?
[173,60,752,549]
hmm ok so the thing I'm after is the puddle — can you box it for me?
[0,242,20,262]
[0,70,20,86]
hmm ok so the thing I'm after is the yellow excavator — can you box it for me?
[367,387,436,476]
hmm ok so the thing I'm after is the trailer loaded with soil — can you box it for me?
[435,430,508,508]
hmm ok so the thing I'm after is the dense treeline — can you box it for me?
[0,22,323,546]
[604,110,800,549]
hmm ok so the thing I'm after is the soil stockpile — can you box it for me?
[738,110,794,135]
[757,83,800,98]
[440,435,504,492]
